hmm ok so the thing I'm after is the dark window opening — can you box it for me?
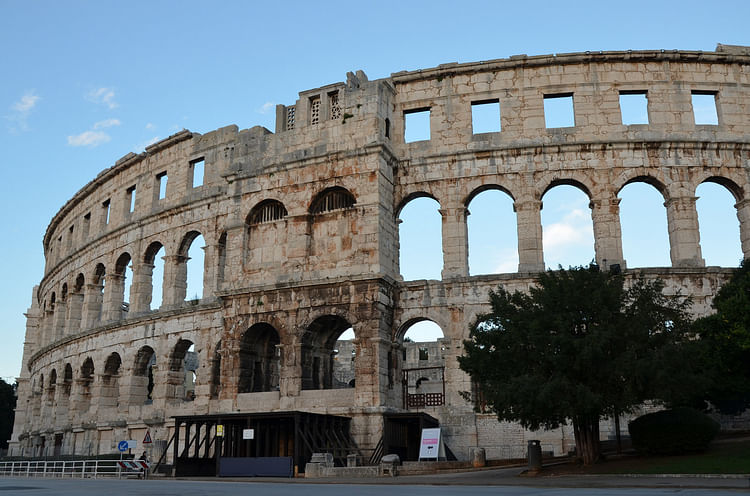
[310,187,355,214]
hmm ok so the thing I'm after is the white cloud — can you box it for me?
[135,136,161,151]
[6,91,40,132]
[93,118,121,129]
[257,101,275,114]
[86,87,118,109]
[145,123,155,130]
[67,131,111,147]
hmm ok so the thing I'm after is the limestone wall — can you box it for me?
[9,48,750,461]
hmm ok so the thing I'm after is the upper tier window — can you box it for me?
[310,187,356,214]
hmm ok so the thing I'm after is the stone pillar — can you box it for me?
[440,206,469,279]
[665,196,705,267]
[515,200,545,272]
[102,273,125,322]
[735,199,750,261]
[81,282,104,330]
[162,255,188,308]
[129,262,154,315]
[590,197,626,270]
[64,291,84,336]
[223,222,246,285]
[202,244,218,300]
[279,333,301,404]
[52,301,66,342]
[41,310,54,347]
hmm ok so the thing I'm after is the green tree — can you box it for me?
[458,265,698,465]
[0,379,17,451]
[693,259,750,414]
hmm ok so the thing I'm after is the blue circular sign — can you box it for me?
[117,440,129,452]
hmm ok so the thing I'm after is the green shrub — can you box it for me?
[628,408,719,455]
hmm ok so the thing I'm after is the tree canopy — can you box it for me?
[693,259,750,414]
[458,265,699,465]
[0,379,16,451]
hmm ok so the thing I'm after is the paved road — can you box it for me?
[0,477,746,496]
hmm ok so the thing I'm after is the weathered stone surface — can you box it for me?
[9,47,750,462]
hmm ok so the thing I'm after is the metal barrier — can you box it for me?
[0,459,126,478]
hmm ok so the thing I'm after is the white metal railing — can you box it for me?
[0,459,131,478]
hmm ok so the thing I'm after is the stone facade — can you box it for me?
[9,46,750,462]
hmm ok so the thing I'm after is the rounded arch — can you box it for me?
[247,199,288,224]
[301,314,354,390]
[48,368,57,387]
[398,195,443,281]
[696,180,743,267]
[618,180,671,267]
[169,339,195,371]
[395,191,441,219]
[541,178,593,200]
[238,323,281,393]
[133,346,156,376]
[49,292,56,310]
[616,174,669,200]
[63,363,73,383]
[466,187,517,275]
[114,252,131,275]
[310,186,356,214]
[74,273,85,292]
[80,357,94,380]
[699,175,745,203]
[178,231,204,257]
[60,283,68,302]
[179,231,205,301]
[210,339,222,398]
[92,263,106,285]
[396,317,447,342]
[541,182,595,269]
[144,241,164,264]
[132,345,156,404]
[463,184,515,207]
[169,339,197,401]
[103,352,122,376]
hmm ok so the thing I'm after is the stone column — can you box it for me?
[129,262,154,315]
[665,196,705,267]
[52,300,67,342]
[735,199,750,261]
[440,206,469,279]
[102,273,125,322]
[514,200,545,272]
[201,244,218,300]
[162,255,188,308]
[279,332,302,407]
[41,310,54,347]
[81,282,104,330]
[222,221,246,287]
[590,197,626,270]
[64,291,84,336]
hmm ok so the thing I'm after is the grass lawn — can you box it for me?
[544,437,750,475]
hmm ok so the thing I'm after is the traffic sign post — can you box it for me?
[143,430,152,444]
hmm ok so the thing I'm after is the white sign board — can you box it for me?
[242,429,255,440]
[418,428,441,460]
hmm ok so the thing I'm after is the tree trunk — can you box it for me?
[572,414,601,465]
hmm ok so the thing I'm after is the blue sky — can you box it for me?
[1,0,748,381]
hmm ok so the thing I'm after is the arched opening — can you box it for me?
[310,187,356,214]
[216,232,227,287]
[618,180,670,267]
[132,346,156,405]
[91,263,106,324]
[398,196,443,280]
[115,253,133,318]
[246,201,288,268]
[180,232,205,302]
[333,327,356,388]
[210,340,222,399]
[47,369,57,403]
[301,315,353,390]
[79,357,95,413]
[400,319,446,408]
[467,188,517,275]
[169,339,197,401]
[62,364,73,397]
[238,324,281,393]
[145,242,166,310]
[541,183,594,269]
[697,180,743,267]
[101,352,122,408]
[70,274,85,334]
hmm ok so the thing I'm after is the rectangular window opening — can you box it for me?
[310,96,321,125]
[192,159,204,188]
[157,172,168,200]
[619,91,649,125]
[691,91,719,125]
[328,91,340,120]
[83,212,91,238]
[471,99,501,134]
[404,108,431,143]
[102,200,111,225]
[127,185,136,213]
[67,225,74,250]
[543,93,575,128]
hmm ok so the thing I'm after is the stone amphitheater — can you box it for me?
[8,44,750,474]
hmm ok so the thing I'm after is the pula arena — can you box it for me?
[9,44,750,468]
